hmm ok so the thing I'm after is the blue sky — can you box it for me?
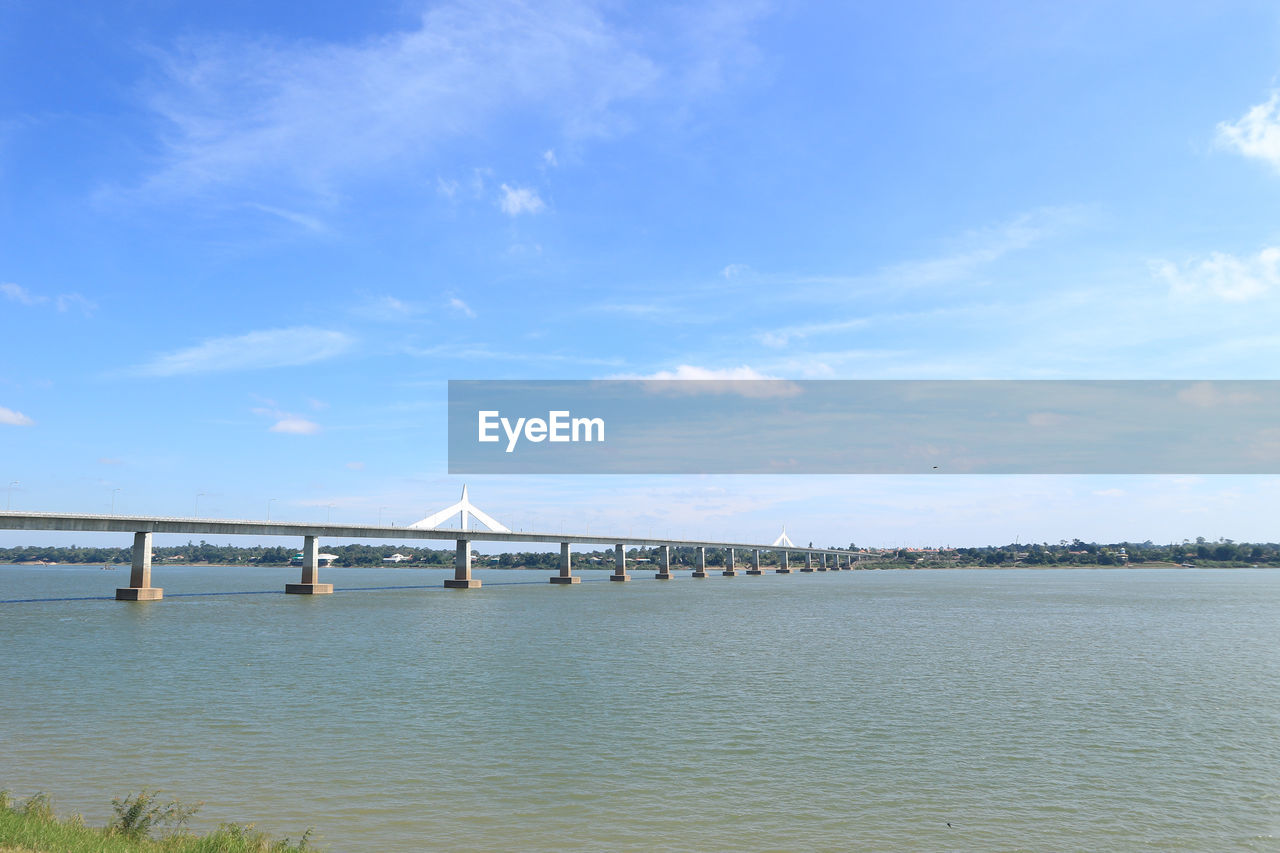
[3,0,1280,549]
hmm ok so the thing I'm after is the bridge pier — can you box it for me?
[776,550,791,574]
[655,544,674,580]
[551,541,580,584]
[286,534,334,594]
[610,543,630,581]
[746,548,763,575]
[445,539,481,588]
[802,552,814,572]
[116,531,162,600]
[692,545,709,578]
[722,547,738,576]
[817,553,828,572]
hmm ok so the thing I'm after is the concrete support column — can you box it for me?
[692,545,709,578]
[551,540,580,584]
[747,548,763,575]
[817,553,828,572]
[116,531,162,601]
[776,550,791,574]
[286,533,334,594]
[445,539,481,588]
[802,551,814,572]
[610,543,631,582]
[722,547,739,577]
[655,544,674,580]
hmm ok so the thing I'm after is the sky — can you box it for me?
[3,0,1280,550]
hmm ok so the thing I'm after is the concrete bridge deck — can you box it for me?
[0,511,863,599]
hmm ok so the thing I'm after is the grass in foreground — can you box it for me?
[0,790,317,853]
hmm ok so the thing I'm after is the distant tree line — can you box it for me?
[896,538,1280,568]
[1,537,1276,568]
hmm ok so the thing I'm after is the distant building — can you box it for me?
[382,553,410,563]
[292,552,341,567]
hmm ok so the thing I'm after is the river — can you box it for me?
[2,565,1277,851]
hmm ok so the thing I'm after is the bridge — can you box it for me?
[0,489,863,600]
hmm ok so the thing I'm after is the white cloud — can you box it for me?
[448,296,477,318]
[499,184,545,216]
[542,149,558,167]
[632,365,776,381]
[55,293,96,315]
[436,177,459,198]
[2,284,94,314]
[1,283,44,305]
[721,263,750,279]
[879,208,1077,287]
[353,295,424,322]
[345,461,365,470]
[134,1,678,200]
[403,342,624,367]
[0,406,34,426]
[247,203,329,233]
[1176,381,1261,408]
[1217,92,1280,171]
[587,302,664,315]
[133,327,354,376]
[269,417,321,435]
[1153,248,1280,302]
[758,317,869,349]
[612,364,801,398]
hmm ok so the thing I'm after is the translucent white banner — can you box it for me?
[448,380,1280,474]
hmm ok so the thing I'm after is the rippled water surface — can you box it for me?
[2,565,1278,851]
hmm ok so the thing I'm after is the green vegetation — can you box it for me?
[857,537,1280,568]
[0,790,316,853]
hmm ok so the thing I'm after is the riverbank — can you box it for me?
[0,791,317,852]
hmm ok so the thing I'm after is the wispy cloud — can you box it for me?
[622,365,777,381]
[55,294,96,315]
[498,184,545,216]
[403,342,624,367]
[874,208,1081,288]
[611,365,801,398]
[352,295,426,322]
[1217,92,1280,172]
[269,417,321,435]
[1,283,42,305]
[3,283,95,315]
[1153,247,1280,302]
[0,406,34,426]
[586,302,665,316]
[719,207,1086,319]
[247,203,330,233]
[448,296,477,318]
[132,327,354,376]
[133,0,757,202]
[1176,381,1261,408]
[253,401,322,434]
[759,317,869,349]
